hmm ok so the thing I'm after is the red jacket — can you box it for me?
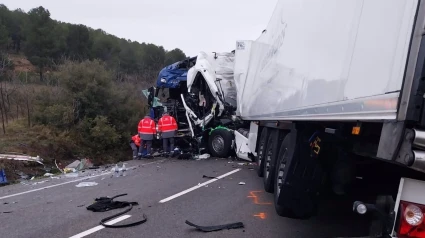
[138,117,156,134]
[158,115,178,132]
[131,134,141,147]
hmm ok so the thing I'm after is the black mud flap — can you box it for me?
[277,127,326,219]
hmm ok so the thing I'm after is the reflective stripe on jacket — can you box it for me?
[138,118,156,134]
[131,134,141,147]
[158,115,177,133]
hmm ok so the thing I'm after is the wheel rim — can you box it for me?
[265,144,273,178]
[258,143,264,167]
[276,149,287,197]
[212,135,225,153]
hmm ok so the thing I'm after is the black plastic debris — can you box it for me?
[185,220,244,232]
[86,194,147,228]
[202,175,219,179]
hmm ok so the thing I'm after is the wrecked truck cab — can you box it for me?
[186,51,237,118]
[157,56,197,89]
[182,51,250,158]
[144,51,251,159]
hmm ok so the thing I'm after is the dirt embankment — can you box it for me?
[7,54,37,73]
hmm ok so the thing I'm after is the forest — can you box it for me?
[0,4,187,165]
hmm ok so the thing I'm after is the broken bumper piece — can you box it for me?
[185,220,244,232]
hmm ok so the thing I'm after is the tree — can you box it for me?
[9,9,28,53]
[164,48,186,65]
[66,24,92,60]
[24,7,58,81]
[0,23,9,49]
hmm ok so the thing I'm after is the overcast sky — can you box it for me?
[2,0,278,56]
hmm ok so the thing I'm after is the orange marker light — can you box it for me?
[352,126,361,135]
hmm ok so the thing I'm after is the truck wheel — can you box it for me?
[257,127,269,177]
[208,129,233,158]
[263,130,285,193]
[274,135,294,217]
[274,128,325,219]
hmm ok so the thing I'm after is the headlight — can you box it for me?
[160,78,167,83]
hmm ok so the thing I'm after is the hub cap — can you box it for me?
[276,149,287,197]
[258,143,264,167]
[265,145,273,178]
[212,135,225,153]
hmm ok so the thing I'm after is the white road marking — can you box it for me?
[159,168,241,203]
[69,215,131,238]
[0,159,166,200]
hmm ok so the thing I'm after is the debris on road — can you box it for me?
[75,182,98,187]
[185,220,245,232]
[65,173,79,178]
[111,163,127,177]
[3,211,13,214]
[0,154,43,165]
[195,154,211,160]
[86,194,147,228]
[33,180,49,185]
[238,182,246,185]
[64,158,94,173]
[202,175,219,179]
[43,173,54,177]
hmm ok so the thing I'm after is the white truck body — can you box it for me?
[183,1,425,236]
[234,0,418,121]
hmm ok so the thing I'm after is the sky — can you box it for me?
[2,0,278,56]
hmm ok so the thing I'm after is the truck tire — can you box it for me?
[273,128,325,219]
[263,130,285,193]
[257,127,269,177]
[208,129,233,158]
[274,135,294,217]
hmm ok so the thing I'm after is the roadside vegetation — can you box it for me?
[0,4,187,166]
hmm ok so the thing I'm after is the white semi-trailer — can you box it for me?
[179,0,425,237]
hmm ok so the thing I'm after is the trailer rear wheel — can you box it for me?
[208,129,233,158]
[274,137,293,217]
[274,128,325,219]
[263,129,285,193]
[257,127,269,177]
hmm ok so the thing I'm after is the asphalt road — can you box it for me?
[0,157,370,238]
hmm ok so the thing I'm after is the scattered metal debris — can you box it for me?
[75,182,98,187]
[185,220,245,232]
[0,154,43,165]
[239,182,246,185]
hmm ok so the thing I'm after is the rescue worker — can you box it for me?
[138,115,156,159]
[158,112,178,157]
[130,134,141,160]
